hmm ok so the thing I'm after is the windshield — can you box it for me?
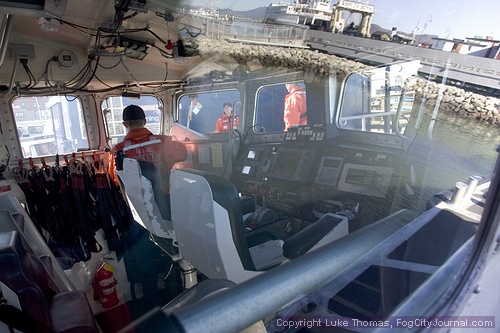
[167,1,499,332]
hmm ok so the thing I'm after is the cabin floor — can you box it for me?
[95,284,179,332]
[62,224,184,332]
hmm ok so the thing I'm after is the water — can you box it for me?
[411,106,499,200]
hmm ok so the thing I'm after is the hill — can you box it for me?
[370,24,391,35]
[370,24,437,44]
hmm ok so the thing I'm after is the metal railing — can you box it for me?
[179,13,308,46]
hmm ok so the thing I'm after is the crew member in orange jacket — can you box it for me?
[113,104,187,196]
[284,83,307,131]
[214,101,239,133]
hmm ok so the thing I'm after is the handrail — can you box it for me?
[0,14,13,67]
[172,209,416,333]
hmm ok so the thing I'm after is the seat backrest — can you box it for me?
[136,159,172,220]
[0,195,75,292]
[170,169,260,283]
[0,230,57,333]
[0,230,99,333]
[0,209,27,246]
[117,158,175,239]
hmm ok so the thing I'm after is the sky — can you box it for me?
[186,0,499,40]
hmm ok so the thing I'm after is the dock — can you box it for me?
[306,30,500,97]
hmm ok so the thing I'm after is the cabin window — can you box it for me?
[103,95,162,146]
[338,61,419,135]
[255,81,307,133]
[176,90,240,134]
[12,96,89,158]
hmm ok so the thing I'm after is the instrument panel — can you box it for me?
[338,164,393,198]
[230,127,402,223]
[315,156,343,187]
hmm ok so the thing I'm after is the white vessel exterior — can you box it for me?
[264,0,333,27]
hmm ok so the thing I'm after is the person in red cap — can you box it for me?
[113,104,187,197]
[214,101,239,133]
[113,104,186,307]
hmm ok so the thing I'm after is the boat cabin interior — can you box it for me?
[0,1,498,332]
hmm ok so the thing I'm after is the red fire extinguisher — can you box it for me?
[93,262,119,308]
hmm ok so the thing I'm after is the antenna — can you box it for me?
[489,21,499,36]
